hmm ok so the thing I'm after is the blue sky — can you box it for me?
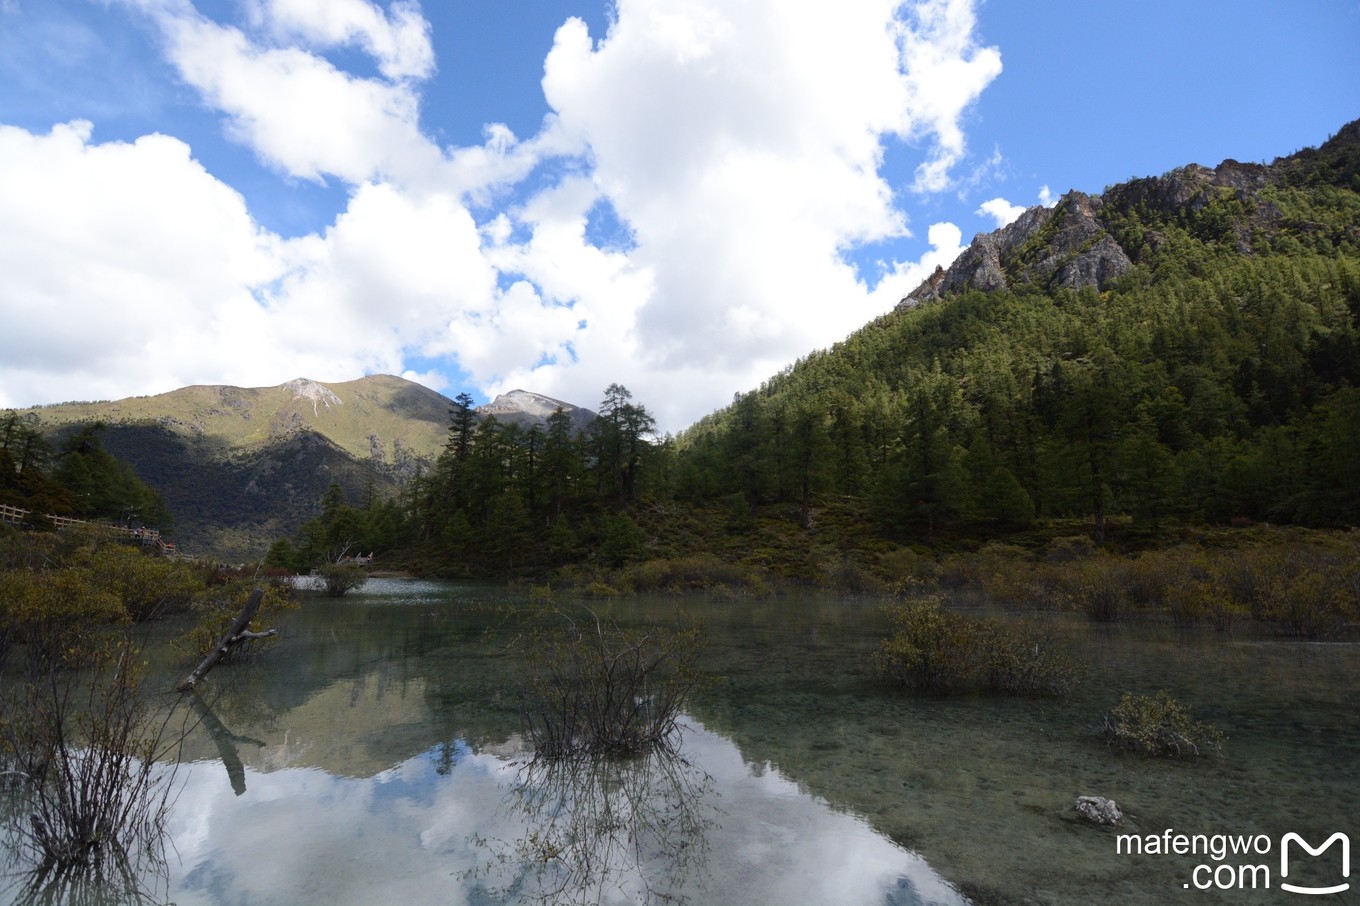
[1,0,1356,431]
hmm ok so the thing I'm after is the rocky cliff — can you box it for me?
[901,119,1360,306]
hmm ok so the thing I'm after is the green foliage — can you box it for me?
[875,597,978,692]
[0,567,125,669]
[51,423,173,528]
[0,416,171,532]
[1102,691,1225,757]
[315,562,368,598]
[664,161,1360,538]
[176,582,296,663]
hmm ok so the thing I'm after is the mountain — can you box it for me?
[477,390,597,433]
[20,375,452,560]
[902,119,1360,305]
[676,120,1360,538]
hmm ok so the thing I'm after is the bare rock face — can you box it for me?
[902,192,1131,306]
[284,378,343,414]
[1022,191,1133,292]
[897,120,1360,308]
[1075,795,1123,827]
[477,390,596,432]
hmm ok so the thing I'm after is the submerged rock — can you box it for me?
[1075,795,1123,827]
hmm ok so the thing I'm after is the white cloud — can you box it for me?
[248,0,435,81]
[899,0,1003,192]
[509,0,997,427]
[145,3,442,186]
[1039,184,1056,207]
[0,121,287,405]
[0,122,503,409]
[2,0,1001,433]
[977,196,1026,228]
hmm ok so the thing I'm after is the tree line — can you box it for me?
[0,415,172,530]
[273,150,1360,573]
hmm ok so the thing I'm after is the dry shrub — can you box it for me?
[978,620,1080,696]
[519,609,704,758]
[1,639,187,881]
[875,597,1079,696]
[622,555,770,597]
[1102,691,1224,757]
[1064,555,1136,622]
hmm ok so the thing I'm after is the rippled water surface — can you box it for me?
[5,579,1357,904]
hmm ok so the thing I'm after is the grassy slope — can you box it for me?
[21,374,450,466]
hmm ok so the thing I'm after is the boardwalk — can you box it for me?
[0,503,178,556]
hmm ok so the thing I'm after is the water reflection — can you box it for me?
[159,718,965,905]
[464,737,717,905]
[188,691,265,797]
[18,580,1350,903]
[0,846,171,906]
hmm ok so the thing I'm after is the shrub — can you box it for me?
[518,609,703,758]
[81,544,202,621]
[315,563,368,598]
[0,638,185,881]
[874,597,979,693]
[819,557,886,595]
[1065,555,1136,622]
[622,555,768,596]
[978,620,1080,695]
[0,568,125,669]
[1101,691,1225,757]
[876,598,1080,696]
[175,582,295,664]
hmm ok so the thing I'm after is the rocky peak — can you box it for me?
[904,190,1131,305]
[477,390,596,432]
[284,378,342,415]
[899,119,1360,309]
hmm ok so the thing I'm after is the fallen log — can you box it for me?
[175,589,277,693]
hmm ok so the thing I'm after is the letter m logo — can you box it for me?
[1281,832,1350,896]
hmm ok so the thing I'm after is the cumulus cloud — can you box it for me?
[0,121,286,405]
[517,0,1000,426]
[1,0,1003,431]
[977,196,1026,228]
[153,8,442,186]
[898,0,1003,192]
[0,121,505,408]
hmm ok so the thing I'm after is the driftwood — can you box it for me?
[174,589,277,693]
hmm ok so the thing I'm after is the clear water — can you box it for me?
[4,579,1357,905]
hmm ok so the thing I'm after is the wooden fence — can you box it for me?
[0,503,178,556]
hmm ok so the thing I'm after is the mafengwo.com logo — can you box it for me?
[1116,829,1350,894]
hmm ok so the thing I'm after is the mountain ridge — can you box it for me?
[15,375,597,559]
[902,118,1360,306]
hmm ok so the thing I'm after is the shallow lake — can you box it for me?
[5,578,1357,904]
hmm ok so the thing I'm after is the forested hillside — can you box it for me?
[677,121,1360,541]
[280,122,1360,582]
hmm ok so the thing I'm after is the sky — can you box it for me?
[0,0,1356,433]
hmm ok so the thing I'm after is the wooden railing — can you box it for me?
[0,503,178,556]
